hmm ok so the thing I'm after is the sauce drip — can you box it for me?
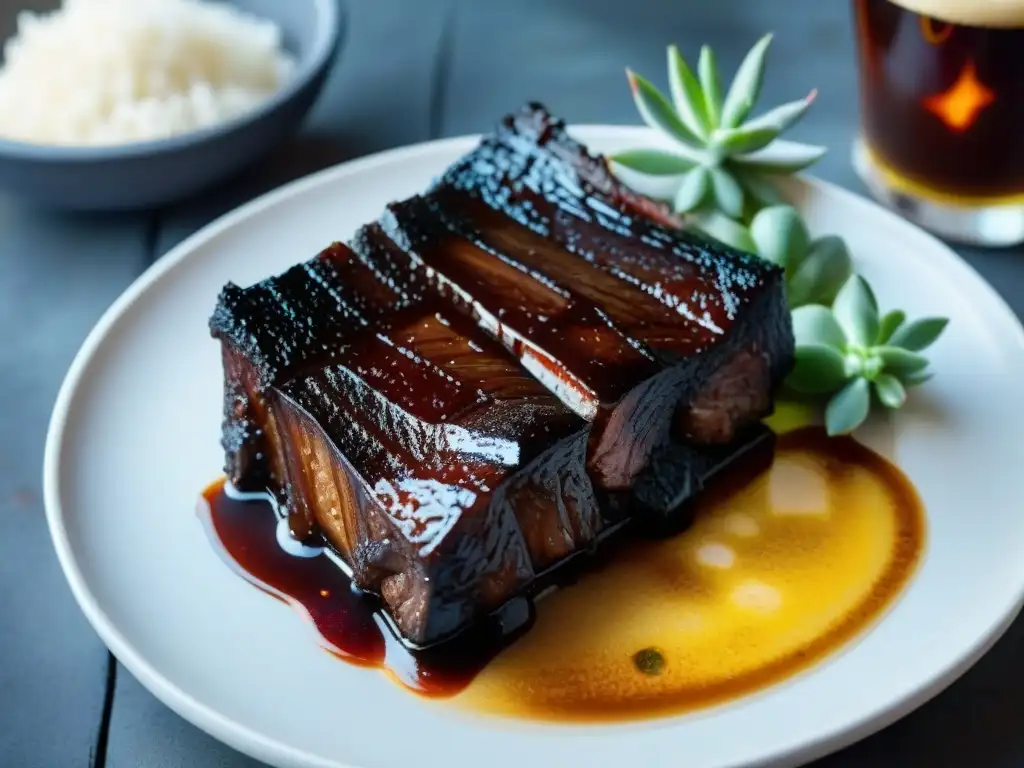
[199,485,515,697]
[199,425,926,720]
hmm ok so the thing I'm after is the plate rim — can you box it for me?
[42,125,1024,768]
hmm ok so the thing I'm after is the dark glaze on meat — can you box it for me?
[214,237,621,645]
[197,479,515,696]
[208,102,796,648]
[209,241,429,490]
[390,103,796,488]
[209,234,777,645]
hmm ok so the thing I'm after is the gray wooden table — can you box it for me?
[3,1,1022,766]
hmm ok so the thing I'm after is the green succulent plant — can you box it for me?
[610,32,951,437]
[749,206,854,308]
[786,275,949,436]
[611,34,826,232]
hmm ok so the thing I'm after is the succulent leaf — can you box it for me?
[876,310,906,345]
[615,38,824,225]
[721,33,773,129]
[901,369,935,387]
[787,344,848,394]
[861,277,879,314]
[749,205,808,268]
[709,166,745,218]
[627,70,701,147]
[735,168,784,206]
[739,91,818,136]
[887,317,949,351]
[668,45,711,138]
[713,126,778,156]
[825,377,871,436]
[604,165,682,201]
[673,166,711,212]
[786,235,853,307]
[730,143,827,173]
[698,45,723,127]
[875,346,930,375]
[610,148,696,176]
[691,209,756,252]
[792,305,846,348]
[874,373,907,409]
[832,275,879,347]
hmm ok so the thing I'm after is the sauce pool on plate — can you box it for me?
[198,425,926,722]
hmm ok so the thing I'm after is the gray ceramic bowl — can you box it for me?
[0,0,343,210]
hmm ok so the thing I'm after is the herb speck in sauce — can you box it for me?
[633,647,666,676]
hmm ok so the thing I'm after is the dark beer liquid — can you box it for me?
[854,0,1024,200]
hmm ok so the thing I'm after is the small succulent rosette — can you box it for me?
[748,205,854,309]
[610,34,825,247]
[609,33,950,437]
[786,276,948,435]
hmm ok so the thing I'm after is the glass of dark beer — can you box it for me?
[852,0,1024,246]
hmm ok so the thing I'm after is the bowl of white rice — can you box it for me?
[0,0,342,209]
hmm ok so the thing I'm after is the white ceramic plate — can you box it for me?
[44,127,1024,768]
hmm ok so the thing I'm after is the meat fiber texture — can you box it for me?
[395,102,795,490]
[212,233,626,645]
[208,102,794,647]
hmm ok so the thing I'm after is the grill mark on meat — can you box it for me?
[214,235,618,645]
[382,196,662,416]
[422,104,793,480]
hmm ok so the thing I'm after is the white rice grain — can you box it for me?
[0,0,296,146]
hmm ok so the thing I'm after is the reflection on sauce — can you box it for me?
[199,425,926,721]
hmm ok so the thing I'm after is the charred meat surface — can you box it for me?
[373,102,796,488]
[208,101,795,648]
[619,425,777,536]
[212,237,619,646]
[209,241,426,490]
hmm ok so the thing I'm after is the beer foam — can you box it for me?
[888,0,1024,27]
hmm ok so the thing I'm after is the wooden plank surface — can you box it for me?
[0,207,153,767]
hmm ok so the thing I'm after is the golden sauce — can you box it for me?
[455,423,925,721]
[200,413,925,722]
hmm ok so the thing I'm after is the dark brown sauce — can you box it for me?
[199,425,926,718]
[198,484,515,697]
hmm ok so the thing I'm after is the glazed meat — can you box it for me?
[210,234,779,647]
[213,237,613,645]
[377,103,793,489]
[210,240,428,493]
[209,102,795,647]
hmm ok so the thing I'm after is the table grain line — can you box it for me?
[428,3,457,140]
[90,654,117,768]
[93,209,160,768]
